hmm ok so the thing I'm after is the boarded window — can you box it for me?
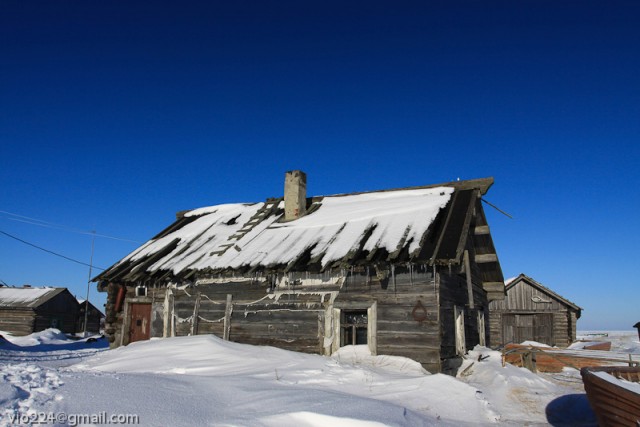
[341,310,368,346]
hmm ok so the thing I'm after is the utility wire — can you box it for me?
[480,198,513,219]
[0,229,105,270]
[0,209,141,243]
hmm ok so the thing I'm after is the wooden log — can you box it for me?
[223,294,233,341]
[482,281,504,292]
[474,225,490,235]
[474,253,498,263]
[190,292,201,336]
[464,250,474,309]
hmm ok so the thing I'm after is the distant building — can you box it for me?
[489,274,582,347]
[0,286,80,335]
[77,299,105,334]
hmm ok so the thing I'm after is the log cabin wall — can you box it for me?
[105,266,446,372]
[77,302,104,334]
[332,267,441,372]
[0,309,36,336]
[33,290,79,334]
[0,289,80,336]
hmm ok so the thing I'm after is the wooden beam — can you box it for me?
[474,225,490,235]
[431,191,458,263]
[482,281,505,292]
[475,253,498,263]
[190,291,201,336]
[454,189,479,263]
[487,291,506,302]
[223,294,233,341]
[464,250,474,309]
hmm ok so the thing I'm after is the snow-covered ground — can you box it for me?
[1,329,637,426]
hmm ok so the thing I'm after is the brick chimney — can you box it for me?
[284,170,307,221]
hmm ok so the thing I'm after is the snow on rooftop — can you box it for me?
[216,187,453,270]
[0,287,59,308]
[113,187,454,276]
[117,203,263,271]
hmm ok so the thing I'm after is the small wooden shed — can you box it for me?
[77,299,105,334]
[489,274,582,348]
[0,286,80,336]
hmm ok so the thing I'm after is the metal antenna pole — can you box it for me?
[83,230,96,337]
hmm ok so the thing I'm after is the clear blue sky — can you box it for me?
[1,1,638,330]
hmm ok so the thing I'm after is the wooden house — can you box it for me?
[94,172,505,374]
[488,273,582,348]
[77,299,105,334]
[0,286,79,336]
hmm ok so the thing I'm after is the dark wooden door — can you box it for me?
[533,313,553,345]
[503,314,554,346]
[128,304,151,343]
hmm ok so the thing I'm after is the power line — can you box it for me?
[0,229,105,270]
[480,198,513,219]
[0,209,142,243]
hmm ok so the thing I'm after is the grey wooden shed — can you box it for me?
[488,274,582,348]
[0,286,79,336]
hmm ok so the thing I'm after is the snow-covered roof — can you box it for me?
[96,177,497,282]
[0,287,67,308]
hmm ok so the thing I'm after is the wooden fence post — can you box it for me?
[223,294,233,341]
[190,292,201,336]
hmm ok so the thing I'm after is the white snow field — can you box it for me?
[2,329,636,426]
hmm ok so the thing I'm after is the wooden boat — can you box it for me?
[581,366,640,426]
[577,341,613,351]
[583,341,612,351]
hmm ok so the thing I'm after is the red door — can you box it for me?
[128,303,151,343]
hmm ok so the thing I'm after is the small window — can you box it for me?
[135,286,147,297]
[341,309,368,346]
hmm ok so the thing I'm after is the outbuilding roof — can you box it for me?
[506,274,582,313]
[0,287,68,309]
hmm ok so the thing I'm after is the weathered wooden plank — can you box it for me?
[223,294,233,341]
[233,311,323,324]
[482,281,504,291]
[464,250,474,309]
[474,253,498,263]
[191,291,201,335]
[377,335,439,347]
[376,302,440,315]
[474,225,490,235]
[376,319,439,330]
[376,345,441,363]
[230,336,319,353]
[487,291,506,301]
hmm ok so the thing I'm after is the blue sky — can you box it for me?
[1,1,638,330]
